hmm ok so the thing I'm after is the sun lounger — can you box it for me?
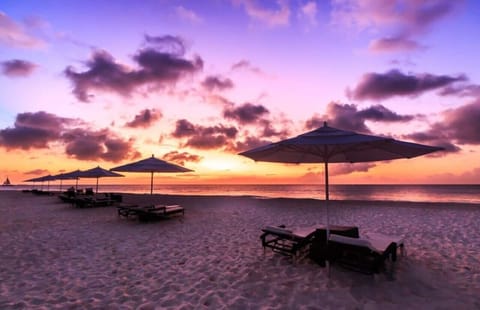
[260,225,317,260]
[327,234,402,274]
[118,204,185,221]
[73,195,115,208]
[137,205,185,221]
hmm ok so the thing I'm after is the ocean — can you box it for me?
[4,184,479,204]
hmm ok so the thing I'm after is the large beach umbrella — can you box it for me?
[239,122,443,229]
[78,166,124,193]
[111,155,193,194]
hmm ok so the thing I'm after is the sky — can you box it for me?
[1,0,480,186]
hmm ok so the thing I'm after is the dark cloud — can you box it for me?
[0,111,76,150]
[231,136,272,153]
[305,102,417,133]
[433,101,480,145]
[201,75,234,92]
[125,109,162,128]
[403,101,480,154]
[259,119,289,138]
[349,70,467,100]
[65,35,203,102]
[349,70,466,101]
[223,102,269,124]
[62,128,140,162]
[0,111,140,162]
[143,34,186,55]
[1,59,37,77]
[172,119,196,138]
[305,103,371,133]
[357,105,414,122]
[172,119,238,150]
[162,150,202,165]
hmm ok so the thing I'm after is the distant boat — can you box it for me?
[2,177,12,186]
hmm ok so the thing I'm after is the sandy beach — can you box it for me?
[0,191,479,309]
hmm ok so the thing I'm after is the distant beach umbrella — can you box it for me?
[239,122,443,236]
[52,170,83,191]
[24,174,56,191]
[111,154,193,194]
[78,166,124,193]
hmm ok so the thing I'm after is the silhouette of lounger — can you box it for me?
[327,233,404,274]
[73,195,115,208]
[260,225,317,259]
[118,204,185,221]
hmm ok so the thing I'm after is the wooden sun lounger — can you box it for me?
[117,204,185,221]
[260,226,317,260]
[327,234,403,274]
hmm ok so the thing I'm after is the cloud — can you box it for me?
[162,150,202,165]
[298,1,318,28]
[349,69,466,101]
[305,102,417,134]
[331,0,463,52]
[125,109,162,128]
[233,0,290,27]
[357,104,415,122]
[231,135,272,153]
[175,6,203,24]
[62,128,140,162]
[1,59,37,77]
[25,169,49,176]
[438,84,480,98]
[0,111,77,150]
[231,60,264,75]
[368,36,424,52]
[330,163,377,176]
[223,102,269,124]
[172,119,238,150]
[0,11,45,49]
[433,101,480,145]
[403,101,480,154]
[202,75,234,92]
[0,111,140,162]
[64,35,203,102]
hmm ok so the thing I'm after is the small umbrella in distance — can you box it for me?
[78,166,124,194]
[111,154,193,194]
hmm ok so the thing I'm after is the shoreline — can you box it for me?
[5,189,480,208]
[1,191,479,308]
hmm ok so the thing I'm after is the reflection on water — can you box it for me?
[4,184,479,204]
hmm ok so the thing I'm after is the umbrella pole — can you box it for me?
[324,161,331,276]
[96,178,99,194]
[150,172,154,195]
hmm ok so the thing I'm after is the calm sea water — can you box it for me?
[4,184,479,204]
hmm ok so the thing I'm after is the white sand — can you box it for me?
[0,191,479,309]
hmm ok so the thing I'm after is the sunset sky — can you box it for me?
[1,0,479,186]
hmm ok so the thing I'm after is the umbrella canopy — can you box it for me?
[78,166,124,193]
[52,170,83,191]
[111,155,193,194]
[239,122,443,200]
[24,174,56,191]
